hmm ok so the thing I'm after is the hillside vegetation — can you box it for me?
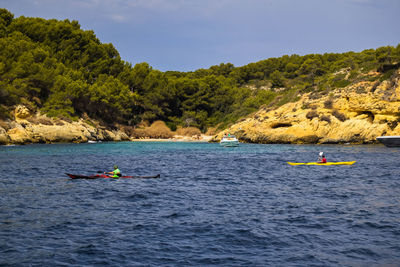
[1,8,400,134]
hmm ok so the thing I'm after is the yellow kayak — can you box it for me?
[287,161,356,166]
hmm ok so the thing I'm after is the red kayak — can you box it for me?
[66,173,160,179]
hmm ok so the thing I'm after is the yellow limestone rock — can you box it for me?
[5,110,133,144]
[26,123,89,143]
[7,126,31,144]
[103,130,129,141]
[14,105,31,119]
[214,71,400,144]
[0,126,10,144]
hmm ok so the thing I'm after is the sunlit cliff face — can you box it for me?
[214,70,400,144]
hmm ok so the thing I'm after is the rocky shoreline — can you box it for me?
[212,70,400,144]
[0,121,213,145]
[0,118,129,146]
[2,70,399,146]
[0,106,213,145]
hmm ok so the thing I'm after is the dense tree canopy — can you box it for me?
[1,8,399,130]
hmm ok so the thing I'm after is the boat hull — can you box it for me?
[377,136,400,147]
[220,136,239,147]
[220,141,239,147]
[287,161,356,166]
[66,173,160,179]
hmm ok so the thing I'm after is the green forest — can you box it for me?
[1,8,400,132]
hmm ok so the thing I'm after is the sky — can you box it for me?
[1,0,400,71]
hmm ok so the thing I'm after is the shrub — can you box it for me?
[165,121,177,131]
[58,115,73,123]
[302,102,310,109]
[332,110,347,122]
[129,129,147,139]
[120,126,135,136]
[379,69,395,82]
[176,127,202,137]
[308,93,321,100]
[370,81,380,92]
[324,99,333,109]
[333,79,351,88]
[0,106,11,120]
[348,70,359,80]
[38,117,53,125]
[306,110,319,120]
[320,115,331,123]
[27,116,53,125]
[138,121,173,138]
[205,127,219,136]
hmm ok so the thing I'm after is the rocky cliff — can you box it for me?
[0,106,129,145]
[213,69,400,144]
[0,106,211,145]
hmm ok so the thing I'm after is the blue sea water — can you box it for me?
[0,142,399,266]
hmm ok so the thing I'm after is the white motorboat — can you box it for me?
[220,134,239,147]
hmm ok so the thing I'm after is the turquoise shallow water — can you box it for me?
[0,142,399,266]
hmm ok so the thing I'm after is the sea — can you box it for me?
[0,142,399,266]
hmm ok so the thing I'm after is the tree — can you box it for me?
[87,74,137,122]
[0,8,14,37]
[270,70,285,88]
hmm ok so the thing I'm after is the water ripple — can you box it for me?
[0,142,399,266]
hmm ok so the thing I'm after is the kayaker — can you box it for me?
[105,165,121,178]
[318,152,327,163]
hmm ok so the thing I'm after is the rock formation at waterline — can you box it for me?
[0,106,208,145]
[213,69,400,144]
[0,106,129,145]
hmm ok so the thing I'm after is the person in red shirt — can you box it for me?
[318,152,327,163]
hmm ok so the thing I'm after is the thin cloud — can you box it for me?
[124,0,246,18]
[110,14,129,23]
